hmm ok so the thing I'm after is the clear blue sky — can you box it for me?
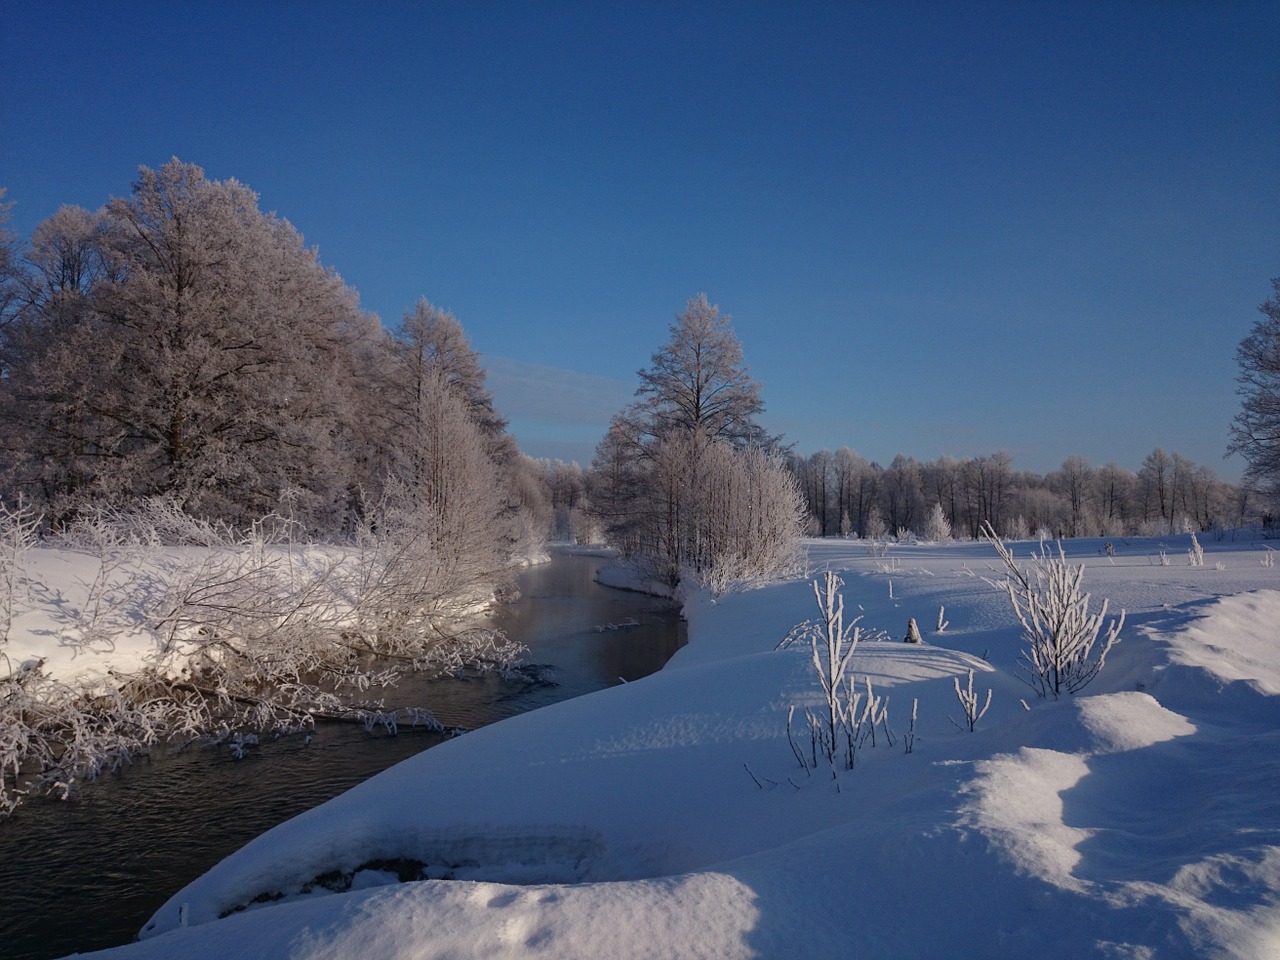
[4,1,1276,479]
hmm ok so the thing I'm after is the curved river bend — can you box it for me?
[0,551,685,960]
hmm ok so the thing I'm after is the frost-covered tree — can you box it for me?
[368,298,552,571]
[632,293,771,448]
[362,373,512,610]
[590,295,801,587]
[1230,278,1280,497]
[0,160,374,528]
[0,205,117,512]
[922,501,952,541]
[793,448,1237,541]
[397,299,509,448]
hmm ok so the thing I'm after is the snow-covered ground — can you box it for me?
[49,533,1280,958]
[5,543,361,686]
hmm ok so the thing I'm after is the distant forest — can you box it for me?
[540,444,1246,548]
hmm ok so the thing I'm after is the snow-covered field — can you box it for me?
[48,533,1280,959]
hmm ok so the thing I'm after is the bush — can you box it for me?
[981,522,1123,698]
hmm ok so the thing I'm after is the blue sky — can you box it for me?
[4,2,1276,479]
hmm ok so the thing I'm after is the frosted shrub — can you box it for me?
[1007,515,1031,542]
[787,572,861,772]
[950,669,992,732]
[781,572,892,780]
[922,503,951,542]
[141,518,525,736]
[688,443,808,593]
[51,495,235,550]
[1,662,167,816]
[1188,533,1205,566]
[982,523,1124,698]
[864,507,887,540]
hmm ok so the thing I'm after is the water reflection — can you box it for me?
[0,551,683,960]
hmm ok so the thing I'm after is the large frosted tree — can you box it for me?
[1230,278,1280,497]
[0,159,374,526]
[591,294,803,587]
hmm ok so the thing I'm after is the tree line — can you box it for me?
[3,160,1274,594]
[787,446,1246,541]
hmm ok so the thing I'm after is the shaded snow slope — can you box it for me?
[63,534,1280,959]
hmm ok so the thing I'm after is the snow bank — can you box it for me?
[62,535,1280,959]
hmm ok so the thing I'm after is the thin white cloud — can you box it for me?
[483,356,637,462]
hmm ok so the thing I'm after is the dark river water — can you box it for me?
[0,551,685,960]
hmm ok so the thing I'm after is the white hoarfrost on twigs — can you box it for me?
[35,533,1280,959]
[0,499,526,814]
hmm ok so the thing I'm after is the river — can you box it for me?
[0,550,685,960]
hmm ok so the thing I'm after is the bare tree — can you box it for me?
[1139,447,1173,533]
[1230,278,1280,498]
[883,454,923,535]
[1050,455,1095,538]
[804,450,833,536]
[1095,461,1136,536]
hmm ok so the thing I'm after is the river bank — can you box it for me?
[1,551,684,960]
